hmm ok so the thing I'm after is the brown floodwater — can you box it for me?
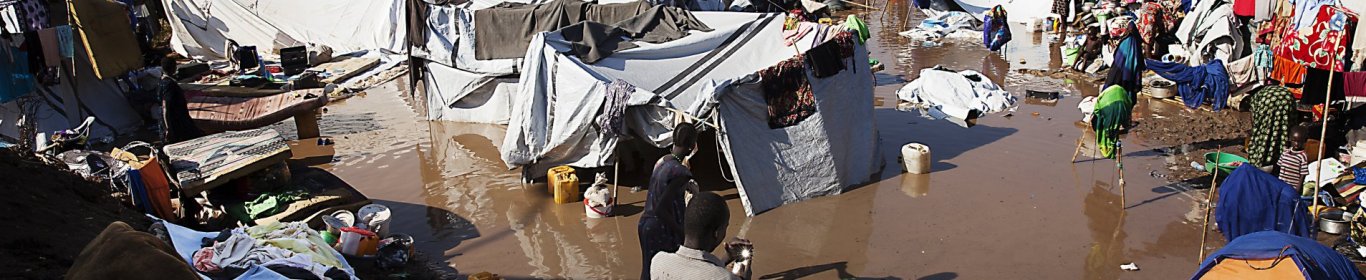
[299,1,1230,278]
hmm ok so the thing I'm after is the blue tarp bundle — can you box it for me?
[1191,231,1365,280]
[1216,164,1314,241]
[1147,58,1230,111]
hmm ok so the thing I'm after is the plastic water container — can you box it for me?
[548,165,580,204]
[1025,18,1040,32]
[357,204,392,237]
[901,143,931,174]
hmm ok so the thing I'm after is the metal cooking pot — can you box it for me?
[1320,210,1350,235]
[1148,80,1176,99]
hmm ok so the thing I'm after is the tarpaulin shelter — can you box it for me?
[950,0,1052,23]
[506,12,881,215]
[0,2,146,141]
[69,0,143,79]
[411,2,881,214]
[1173,0,1248,64]
[412,0,697,123]
[1215,164,1314,241]
[1191,231,1365,280]
[161,0,408,59]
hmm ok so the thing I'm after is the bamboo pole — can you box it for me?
[1198,148,1222,262]
[1311,30,1342,225]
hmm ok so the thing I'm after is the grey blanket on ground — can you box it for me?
[473,0,711,61]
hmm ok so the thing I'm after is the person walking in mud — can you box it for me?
[639,122,702,279]
[158,53,205,143]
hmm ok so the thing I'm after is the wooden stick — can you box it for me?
[664,108,719,130]
[1072,132,1086,162]
[839,0,878,10]
[1311,32,1342,225]
[1198,148,1223,262]
[612,159,620,211]
[1117,141,1125,207]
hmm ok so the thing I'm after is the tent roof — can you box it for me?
[1192,231,1364,280]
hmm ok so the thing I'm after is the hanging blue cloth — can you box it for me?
[1146,58,1230,111]
[1215,165,1314,242]
[1253,44,1273,71]
[1,46,36,103]
[1191,231,1365,280]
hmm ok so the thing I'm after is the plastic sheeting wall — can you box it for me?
[507,12,882,215]
[0,40,143,142]
[422,61,517,124]
[162,0,407,59]
[715,45,880,216]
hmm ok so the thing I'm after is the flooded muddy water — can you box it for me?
[303,1,1229,278]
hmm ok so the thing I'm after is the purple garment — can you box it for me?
[15,0,48,31]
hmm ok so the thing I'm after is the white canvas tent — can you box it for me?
[162,0,408,59]
[951,0,1053,23]
[499,12,882,215]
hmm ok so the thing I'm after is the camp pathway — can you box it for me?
[292,3,1221,279]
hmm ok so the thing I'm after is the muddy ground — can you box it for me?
[0,149,151,279]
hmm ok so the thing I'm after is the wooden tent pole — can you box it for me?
[1197,147,1222,262]
[1311,30,1343,225]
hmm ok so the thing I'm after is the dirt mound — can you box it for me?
[0,148,151,279]
[1130,100,1250,147]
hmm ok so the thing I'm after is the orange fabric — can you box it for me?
[1199,257,1304,280]
[135,157,176,220]
[113,149,178,221]
[1271,56,1307,85]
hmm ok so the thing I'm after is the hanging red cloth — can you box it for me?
[1234,0,1256,17]
[1273,5,1358,72]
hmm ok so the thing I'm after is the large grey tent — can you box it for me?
[414,2,882,215]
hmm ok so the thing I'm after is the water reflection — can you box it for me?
[1083,182,1127,280]
[900,173,931,198]
[413,121,641,278]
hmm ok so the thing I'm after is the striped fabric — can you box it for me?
[1279,149,1308,188]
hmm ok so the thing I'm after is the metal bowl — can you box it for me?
[1320,209,1350,235]
[1148,80,1176,99]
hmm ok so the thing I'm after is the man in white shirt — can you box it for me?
[650,192,752,280]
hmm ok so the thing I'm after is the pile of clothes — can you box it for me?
[896,66,1017,121]
[188,222,357,280]
[898,11,981,43]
